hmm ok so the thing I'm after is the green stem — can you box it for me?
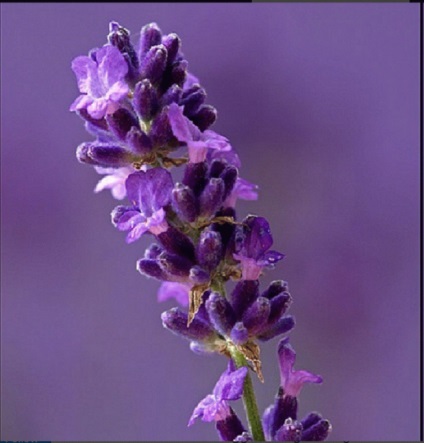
[230,347,265,441]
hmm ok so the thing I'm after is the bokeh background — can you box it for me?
[1,3,420,441]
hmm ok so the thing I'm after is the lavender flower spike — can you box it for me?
[189,361,247,426]
[70,45,129,119]
[168,103,231,163]
[278,337,323,397]
[112,167,173,243]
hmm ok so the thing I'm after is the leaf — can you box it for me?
[237,340,264,382]
[187,283,209,326]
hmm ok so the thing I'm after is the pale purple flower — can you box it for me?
[112,167,173,243]
[189,361,247,425]
[233,216,284,280]
[70,45,129,119]
[278,338,323,397]
[94,165,136,200]
[157,281,190,307]
[168,103,231,163]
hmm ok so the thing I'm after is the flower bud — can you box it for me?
[76,141,133,167]
[230,280,259,318]
[215,408,246,442]
[139,22,162,57]
[171,183,198,223]
[181,85,207,117]
[242,296,271,335]
[301,419,332,441]
[140,44,167,85]
[205,292,236,336]
[106,108,139,141]
[268,292,292,324]
[196,229,223,271]
[149,107,176,148]
[126,127,152,155]
[158,252,193,278]
[133,79,159,120]
[160,84,183,107]
[191,104,217,131]
[136,258,168,280]
[199,177,225,218]
[161,33,181,65]
[230,322,248,345]
[274,418,303,443]
[220,165,238,199]
[270,389,298,439]
[157,225,195,262]
[261,280,289,299]
[183,162,208,196]
[257,315,295,342]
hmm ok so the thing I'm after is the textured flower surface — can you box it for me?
[94,166,136,200]
[189,361,247,425]
[70,45,129,119]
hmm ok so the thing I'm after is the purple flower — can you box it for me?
[233,216,284,280]
[278,338,323,397]
[94,165,136,200]
[189,361,247,425]
[70,45,129,119]
[113,167,173,243]
[224,178,259,208]
[168,103,231,163]
[157,281,190,307]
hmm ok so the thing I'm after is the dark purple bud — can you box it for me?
[268,292,292,324]
[76,109,109,131]
[220,165,238,199]
[171,183,198,223]
[205,292,236,336]
[261,280,289,299]
[181,86,207,117]
[270,389,298,439]
[160,84,183,107]
[106,108,139,141]
[136,258,168,280]
[199,178,225,218]
[301,412,322,430]
[169,59,188,87]
[242,297,271,335]
[216,408,246,442]
[257,316,295,342]
[149,107,176,148]
[157,225,195,262]
[133,79,159,120]
[230,322,248,345]
[209,159,227,178]
[76,141,133,167]
[189,266,210,284]
[108,22,139,73]
[301,419,332,441]
[191,104,217,131]
[144,243,163,259]
[212,207,237,253]
[275,418,303,443]
[158,252,192,278]
[183,161,208,196]
[162,33,181,65]
[111,205,136,226]
[126,127,152,155]
[161,307,215,341]
[196,229,223,271]
[139,22,162,57]
[230,280,259,318]
[140,44,167,85]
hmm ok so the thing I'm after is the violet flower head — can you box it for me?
[189,361,247,425]
[234,216,285,280]
[112,167,173,243]
[168,103,231,163]
[278,337,323,397]
[70,45,129,119]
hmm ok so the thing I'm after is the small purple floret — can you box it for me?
[278,337,323,397]
[168,103,231,163]
[70,45,129,119]
[189,361,247,425]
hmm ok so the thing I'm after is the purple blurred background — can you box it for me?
[1,3,420,441]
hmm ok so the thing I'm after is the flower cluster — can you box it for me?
[71,21,331,442]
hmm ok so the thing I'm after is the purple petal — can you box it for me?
[213,362,247,401]
[71,55,97,94]
[278,338,323,397]
[188,396,230,425]
[168,103,200,142]
[116,211,145,231]
[202,130,232,152]
[87,98,109,119]
[96,45,128,89]
[234,178,258,200]
[157,282,190,306]
[69,94,93,112]
[257,250,285,267]
[94,166,134,200]
[146,167,174,210]
[208,149,242,168]
[244,216,274,260]
[106,80,129,101]
[262,405,275,441]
